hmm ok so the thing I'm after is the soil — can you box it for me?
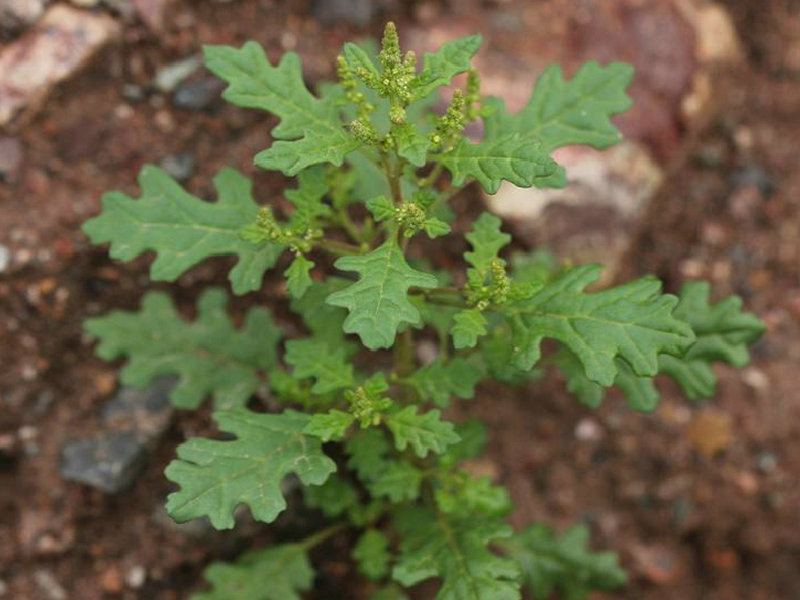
[1,1,798,599]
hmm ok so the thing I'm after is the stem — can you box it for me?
[299,521,348,550]
[382,152,404,206]
[336,208,364,244]
[416,163,444,188]
[315,238,364,256]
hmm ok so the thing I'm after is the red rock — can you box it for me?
[0,5,120,127]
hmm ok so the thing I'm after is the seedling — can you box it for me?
[83,23,764,600]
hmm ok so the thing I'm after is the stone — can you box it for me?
[0,4,120,126]
[632,544,681,584]
[485,142,663,279]
[128,0,172,31]
[0,137,23,183]
[311,0,375,26]
[153,54,202,93]
[172,77,224,111]
[0,245,10,273]
[33,570,67,600]
[60,431,148,493]
[59,378,174,493]
[160,152,195,182]
[0,0,47,37]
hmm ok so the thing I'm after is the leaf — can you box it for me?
[304,409,355,442]
[440,420,488,468]
[204,43,360,175]
[346,429,423,502]
[394,122,431,167]
[290,279,350,347]
[490,62,634,152]
[285,165,331,233]
[413,35,483,99]
[423,217,451,238]
[285,255,314,298]
[85,289,280,409]
[370,585,410,600]
[404,358,485,408]
[303,473,359,518]
[366,195,395,222]
[452,309,488,349]
[393,506,521,600]
[193,543,313,600]
[502,524,626,600]
[503,265,695,386]
[165,409,336,529]
[435,475,512,519]
[385,406,461,458]
[285,338,356,393]
[83,166,283,295]
[465,213,511,280]
[327,239,438,349]
[353,529,391,581]
[435,135,561,194]
[343,42,380,79]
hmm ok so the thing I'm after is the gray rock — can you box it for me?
[0,244,9,273]
[160,152,195,181]
[154,54,202,93]
[311,0,375,26]
[59,378,174,493]
[172,77,223,111]
[0,137,23,183]
[60,431,147,493]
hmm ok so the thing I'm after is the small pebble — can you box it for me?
[125,565,146,589]
[574,418,602,442]
[757,451,777,473]
[160,153,196,182]
[0,578,7,596]
[0,245,10,273]
[154,55,203,92]
[173,78,223,111]
[33,570,66,600]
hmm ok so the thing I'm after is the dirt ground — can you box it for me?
[0,1,798,599]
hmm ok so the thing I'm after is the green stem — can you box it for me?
[417,163,444,188]
[336,208,364,244]
[299,521,348,550]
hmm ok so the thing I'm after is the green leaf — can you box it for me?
[345,428,392,481]
[394,122,431,167]
[404,358,485,408]
[368,461,424,502]
[204,43,360,175]
[345,429,423,502]
[503,265,695,385]
[285,255,314,298]
[441,420,488,468]
[290,279,350,347]
[165,409,336,529]
[327,239,438,349]
[393,506,520,600]
[193,543,313,600]
[366,195,395,222]
[385,406,461,458]
[423,217,451,238]
[490,62,634,152]
[82,166,283,295]
[452,309,488,349]
[85,289,280,409]
[465,213,511,280]
[413,35,483,99]
[304,409,355,442]
[435,135,561,194]
[343,42,380,79]
[435,474,512,519]
[286,165,331,233]
[303,474,359,518]
[285,338,356,393]
[353,529,391,581]
[370,585,410,600]
[502,524,626,600]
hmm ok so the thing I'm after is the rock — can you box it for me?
[632,544,681,584]
[172,77,224,111]
[160,152,195,181]
[0,578,7,596]
[311,0,375,26]
[60,431,148,493]
[60,378,174,493]
[124,565,146,589]
[154,54,202,93]
[0,0,47,37]
[687,408,732,458]
[100,565,123,594]
[485,142,663,279]
[0,4,120,127]
[676,1,743,64]
[128,0,172,31]
[0,244,9,273]
[33,570,66,600]
[0,137,23,183]
[574,418,603,442]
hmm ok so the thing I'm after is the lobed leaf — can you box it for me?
[385,406,461,458]
[404,358,485,408]
[413,35,483,99]
[353,529,392,581]
[285,338,356,393]
[327,239,438,349]
[166,409,336,529]
[85,289,280,409]
[82,167,283,295]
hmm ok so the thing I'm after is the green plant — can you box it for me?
[82,23,765,600]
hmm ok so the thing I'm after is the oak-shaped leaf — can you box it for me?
[85,289,281,409]
[502,524,626,600]
[327,239,438,349]
[82,166,283,295]
[166,409,336,529]
[403,358,485,408]
[204,42,360,175]
[412,35,483,99]
[393,506,521,600]
[193,543,313,600]
[503,265,695,386]
[385,406,461,458]
[285,338,356,393]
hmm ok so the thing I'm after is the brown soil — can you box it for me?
[1,1,798,599]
